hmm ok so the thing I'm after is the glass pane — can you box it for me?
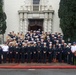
[33,5,39,11]
[33,0,40,4]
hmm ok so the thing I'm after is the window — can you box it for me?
[33,0,40,11]
[33,0,40,4]
[33,5,39,11]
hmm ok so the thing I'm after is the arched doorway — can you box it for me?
[28,19,43,31]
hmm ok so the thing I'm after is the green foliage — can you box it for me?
[58,0,76,42]
[0,0,7,34]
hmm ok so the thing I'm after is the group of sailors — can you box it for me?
[0,30,76,65]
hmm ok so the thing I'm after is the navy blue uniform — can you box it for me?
[27,46,31,63]
[42,46,47,63]
[48,47,53,63]
[9,46,14,63]
[63,47,67,63]
[53,46,57,59]
[21,46,25,63]
[67,47,72,64]
[33,46,37,62]
[37,45,42,63]
[24,46,27,61]
[57,47,62,62]
[0,47,2,63]
[14,46,20,63]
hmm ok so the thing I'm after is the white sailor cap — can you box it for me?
[50,42,52,44]
[37,38,39,41]
[59,44,61,46]
[31,38,34,41]
[64,43,67,45]
[35,36,38,38]
[68,43,71,45]
[62,40,64,42]
[22,42,25,44]
[54,37,57,39]
[47,37,50,40]
[34,42,36,44]
[49,44,52,46]
[37,41,40,43]
[44,42,46,45]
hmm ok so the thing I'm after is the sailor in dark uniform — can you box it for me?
[30,41,34,61]
[37,41,42,63]
[21,43,25,63]
[57,44,62,62]
[40,39,44,47]
[63,43,68,63]
[0,46,2,63]
[42,42,48,63]
[61,40,65,61]
[18,40,22,59]
[67,43,72,64]
[48,44,53,63]
[33,42,37,62]
[24,42,27,62]
[52,44,57,62]
[27,42,31,63]
[14,43,20,63]
[9,42,14,63]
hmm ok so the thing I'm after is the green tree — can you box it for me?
[0,0,7,34]
[58,0,76,42]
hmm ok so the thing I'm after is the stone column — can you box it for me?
[41,5,45,11]
[44,13,48,32]
[47,13,53,33]
[24,13,28,34]
[44,19,48,32]
[19,13,23,33]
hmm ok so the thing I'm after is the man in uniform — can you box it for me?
[21,43,25,63]
[27,42,31,63]
[42,42,48,63]
[67,43,72,64]
[33,42,37,62]
[0,46,2,63]
[71,42,76,65]
[14,43,20,63]
[2,42,9,63]
[57,44,62,63]
[63,43,68,63]
[48,44,53,63]
[37,41,42,63]
[9,42,14,63]
[52,44,57,62]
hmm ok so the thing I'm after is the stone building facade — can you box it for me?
[4,0,62,36]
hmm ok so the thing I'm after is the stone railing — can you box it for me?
[20,5,53,11]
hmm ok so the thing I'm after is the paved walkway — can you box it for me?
[0,69,76,75]
[0,63,76,69]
